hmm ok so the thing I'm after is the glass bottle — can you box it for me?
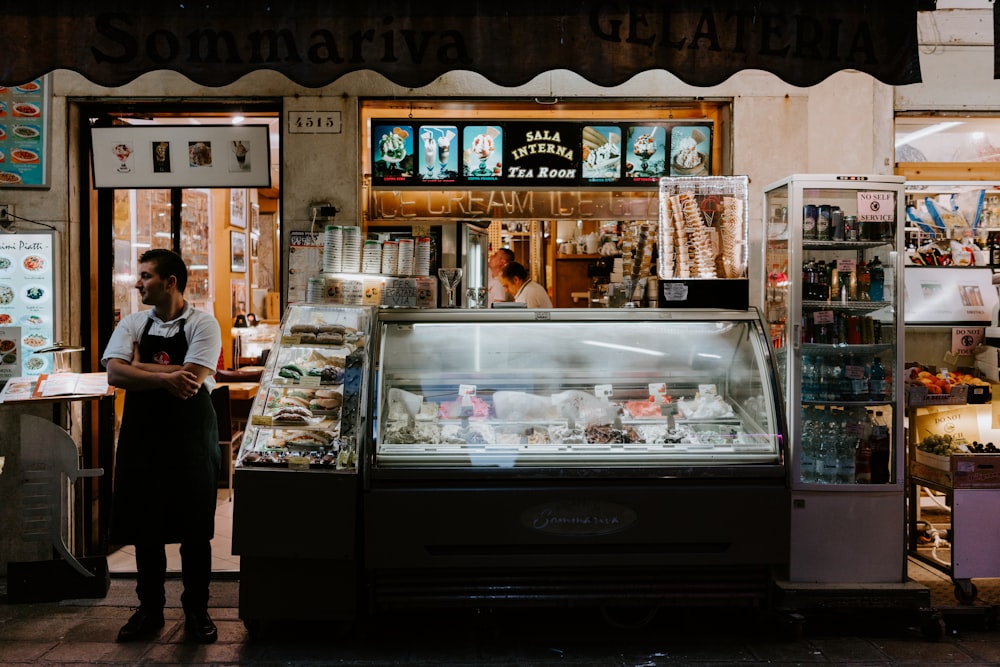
[870,410,891,484]
[854,409,873,483]
[856,261,871,301]
[868,256,884,302]
[869,356,887,401]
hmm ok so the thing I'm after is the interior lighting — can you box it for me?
[579,340,665,357]
[894,121,963,147]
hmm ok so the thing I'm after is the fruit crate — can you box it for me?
[912,450,1000,489]
[907,384,968,407]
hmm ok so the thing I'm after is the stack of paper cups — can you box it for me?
[397,238,414,276]
[414,237,431,276]
[362,240,382,274]
[341,226,362,273]
[381,240,398,275]
[323,225,342,273]
[307,276,327,303]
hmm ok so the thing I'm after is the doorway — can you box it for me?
[75,101,281,574]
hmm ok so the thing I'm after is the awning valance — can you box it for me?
[0,1,922,89]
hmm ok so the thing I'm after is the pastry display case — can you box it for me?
[232,304,374,632]
[363,308,789,611]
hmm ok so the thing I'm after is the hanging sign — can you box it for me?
[0,1,922,88]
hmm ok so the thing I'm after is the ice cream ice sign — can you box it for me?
[857,191,895,223]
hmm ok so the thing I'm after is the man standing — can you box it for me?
[499,261,554,308]
[102,249,223,644]
[487,247,515,307]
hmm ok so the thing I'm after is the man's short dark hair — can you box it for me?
[139,248,188,293]
[496,247,515,262]
[501,261,529,282]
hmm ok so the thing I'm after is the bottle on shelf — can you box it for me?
[835,408,857,484]
[856,261,871,302]
[870,410,891,484]
[803,204,818,241]
[869,356,887,401]
[868,256,884,302]
[854,409,873,484]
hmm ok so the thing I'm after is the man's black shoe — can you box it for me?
[185,610,218,644]
[116,607,165,643]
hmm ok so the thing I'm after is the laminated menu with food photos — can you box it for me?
[0,231,56,378]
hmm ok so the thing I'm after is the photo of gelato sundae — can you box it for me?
[373,124,413,179]
[464,126,501,179]
[670,126,710,176]
[626,126,665,178]
[582,126,621,181]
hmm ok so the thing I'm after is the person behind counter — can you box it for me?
[101,248,223,645]
[488,247,515,307]
[499,260,554,308]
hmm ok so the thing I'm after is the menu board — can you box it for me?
[370,119,713,188]
[0,76,49,188]
[0,231,56,377]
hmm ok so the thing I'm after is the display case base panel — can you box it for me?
[365,484,788,608]
[371,564,774,610]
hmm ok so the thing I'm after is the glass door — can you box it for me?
[111,188,214,320]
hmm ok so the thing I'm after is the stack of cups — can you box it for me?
[341,226,362,272]
[414,237,431,276]
[381,240,398,275]
[307,276,327,303]
[362,240,382,274]
[322,225,342,273]
[397,238,414,276]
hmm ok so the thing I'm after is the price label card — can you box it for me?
[299,376,322,388]
[844,364,865,379]
[458,384,476,405]
[648,382,667,397]
[251,415,273,426]
[594,384,613,398]
[837,258,856,273]
[813,310,835,324]
[288,111,343,134]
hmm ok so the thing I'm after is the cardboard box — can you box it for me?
[911,451,1000,489]
[907,383,969,406]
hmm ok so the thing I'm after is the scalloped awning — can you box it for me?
[0,0,921,89]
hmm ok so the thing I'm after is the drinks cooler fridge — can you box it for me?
[232,305,791,628]
[763,174,909,584]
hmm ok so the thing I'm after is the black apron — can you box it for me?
[110,316,220,545]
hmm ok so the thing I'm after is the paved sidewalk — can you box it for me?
[1,564,999,666]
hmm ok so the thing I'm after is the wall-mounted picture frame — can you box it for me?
[0,74,52,189]
[231,278,247,319]
[230,230,247,273]
[90,123,271,188]
[230,188,247,228]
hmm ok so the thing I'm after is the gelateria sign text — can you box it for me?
[0,1,921,88]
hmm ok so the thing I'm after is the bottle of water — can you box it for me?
[802,355,817,401]
[800,408,821,483]
[820,413,840,483]
[836,410,857,484]
[869,356,887,401]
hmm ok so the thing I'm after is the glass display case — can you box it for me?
[235,304,373,473]
[373,309,784,472]
[232,304,374,631]
[763,174,907,584]
[364,307,789,611]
